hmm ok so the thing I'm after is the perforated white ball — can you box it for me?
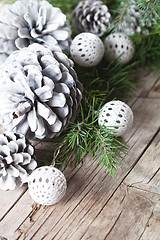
[70,33,104,67]
[98,100,134,136]
[104,33,135,64]
[28,166,67,205]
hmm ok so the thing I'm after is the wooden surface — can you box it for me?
[0,68,160,240]
[0,2,160,239]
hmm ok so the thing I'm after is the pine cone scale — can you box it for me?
[18,28,32,39]
[12,153,23,164]
[15,37,29,49]
[27,108,38,132]
[7,141,18,154]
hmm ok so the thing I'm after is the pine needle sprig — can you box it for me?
[132,33,160,68]
[53,97,128,176]
[74,58,136,104]
[137,0,159,17]
[91,125,128,176]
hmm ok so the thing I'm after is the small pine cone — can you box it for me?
[0,131,37,191]
[0,0,71,64]
[117,0,158,35]
[72,0,111,37]
[0,43,83,140]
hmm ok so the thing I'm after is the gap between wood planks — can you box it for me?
[13,72,160,239]
[80,131,160,240]
[0,73,160,238]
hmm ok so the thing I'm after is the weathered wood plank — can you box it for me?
[149,77,160,98]
[130,69,160,99]
[80,128,160,240]
[0,186,27,221]
[0,68,159,238]
[12,96,160,240]
[0,0,159,234]
[0,190,35,240]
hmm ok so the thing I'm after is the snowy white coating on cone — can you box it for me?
[28,166,67,205]
[0,0,71,64]
[0,43,83,140]
[0,131,36,191]
[72,0,111,37]
[98,100,134,136]
[70,33,104,67]
[104,33,135,65]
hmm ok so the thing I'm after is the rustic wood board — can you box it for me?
[0,69,160,240]
[0,2,160,239]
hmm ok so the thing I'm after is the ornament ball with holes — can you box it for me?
[70,32,104,67]
[28,166,67,205]
[104,32,135,65]
[98,100,134,136]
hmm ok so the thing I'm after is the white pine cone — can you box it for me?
[0,0,71,64]
[117,0,158,35]
[0,131,37,191]
[0,43,83,140]
[72,0,111,37]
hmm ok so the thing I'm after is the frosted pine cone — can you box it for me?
[117,0,158,35]
[0,0,71,64]
[0,43,83,140]
[72,0,111,37]
[0,131,37,191]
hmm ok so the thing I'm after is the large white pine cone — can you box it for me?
[72,0,111,37]
[117,0,158,35]
[0,131,37,191]
[0,0,71,64]
[0,43,83,140]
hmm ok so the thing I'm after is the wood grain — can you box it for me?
[0,70,160,239]
[0,1,160,238]
[11,75,160,239]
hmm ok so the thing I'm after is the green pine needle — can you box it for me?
[53,97,128,176]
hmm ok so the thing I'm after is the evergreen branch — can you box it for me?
[116,1,129,26]
[148,2,157,16]
[74,58,136,105]
[91,125,128,176]
[132,32,160,68]
[52,97,128,176]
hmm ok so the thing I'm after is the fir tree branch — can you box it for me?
[52,97,128,176]
[116,1,129,26]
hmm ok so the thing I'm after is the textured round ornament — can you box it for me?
[0,0,71,64]
[98,100,134,136]
[28,166,67,205]
[0,43,83,140]
[72,0,111,37]
[104,33,135,65]
[0,131,37,191]
[70,33,104,67]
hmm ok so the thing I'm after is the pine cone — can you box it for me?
[117,0,158,35]
[0,43,83,140]
[0,0,71,64]
[0,131,37,191]
[72,0,111,37]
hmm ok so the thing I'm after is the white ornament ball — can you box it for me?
[70,33,104,67]
[104,33,135,64]
[98,100,134,136]
[28,166,67,205]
